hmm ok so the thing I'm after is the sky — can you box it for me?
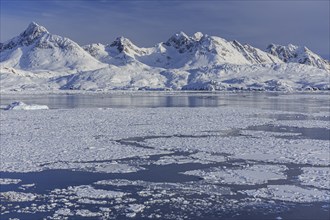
[1,0,329,59]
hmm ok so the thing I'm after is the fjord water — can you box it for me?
[1,92,329,220]
[1,92,329,112]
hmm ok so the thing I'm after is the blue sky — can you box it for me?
[1,0,329,59]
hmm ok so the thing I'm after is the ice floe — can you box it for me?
[126,204,145,218]
[299,167,330,190]
[242,185,330,203]
[273,120,330,129]
[77,198,107,204]
[154,155,201,165]
[0,178,21,185]
[56,185,127,199]
[94,179,233,197]
[0,191,38,202]
[4,101,49,110]
[154,152,225,165]
[54,208,74,217]
[184,165,287,185]
[76,209,102,217]
[154,152,226,165]
[144,136,329,166]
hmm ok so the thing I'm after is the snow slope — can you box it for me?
[1,22,329,92]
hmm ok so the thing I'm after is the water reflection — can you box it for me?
[0,92,329,113]
[1,93,226,109]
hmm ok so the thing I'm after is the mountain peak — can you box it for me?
[108,36,144,58]
[166,31,189,43]
[192,32,204,41]
[1,22,49,51]
[267,43,302,52]
[164,31,194,53]
[266,43,329,71]
[27,22,48,32]
[23,22,49,38]
[110,36,135,53]
[175,31,189,39]
[287,44,297,50]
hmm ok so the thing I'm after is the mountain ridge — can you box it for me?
[266,44,329,71]
[1,22,329,92]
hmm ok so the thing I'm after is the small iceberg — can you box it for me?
[5,101,49,110]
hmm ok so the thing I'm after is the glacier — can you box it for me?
[1,22,329,92]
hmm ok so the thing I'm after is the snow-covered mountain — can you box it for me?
[82,37,147,66]
[0,22,105,75]
[1,22,329,92]
[266,44,329,71]
[83,32,283,69]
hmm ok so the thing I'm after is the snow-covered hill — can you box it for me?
[1,22,329,92]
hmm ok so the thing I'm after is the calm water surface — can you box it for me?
[1,92,329,113]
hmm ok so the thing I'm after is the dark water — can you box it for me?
[246,124,330,140]
[1,92,329,219]
[1,157,329,220]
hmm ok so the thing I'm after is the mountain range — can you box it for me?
[1,22,329,92]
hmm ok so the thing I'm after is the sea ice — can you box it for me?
[273,120,330,129]
[154,155,200,165]
[240,130,301,138]
[76,209,102,217]
[184,165,287,185]
[54,208,74,217]
[190,152,226,163]
[126,204,145,218]
[153,152,225,165]
[0,96,329,219]
[94,179,232,197]
[77,198,107,204]
[0,178,21,185]
[144,135,329,166]
[299,167,330,190]
[68,185,126,199]
[242,185,330,203]
[1,106,328,175]
[4,101,49,110]
[0,191,38,202]
[0,107,275,173]
[1,109,171,172]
